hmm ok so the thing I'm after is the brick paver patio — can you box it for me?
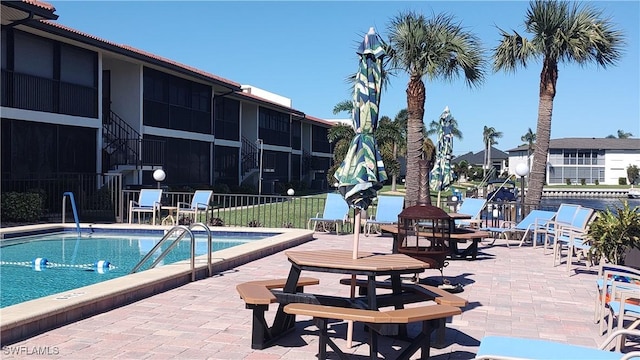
[4,231,639,359]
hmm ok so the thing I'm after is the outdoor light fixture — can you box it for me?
[287,188,295,196]
[153,169,166,189]
[515,163,530,221]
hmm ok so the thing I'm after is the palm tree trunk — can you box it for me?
[405,75,427,206]
[528,60,558,208]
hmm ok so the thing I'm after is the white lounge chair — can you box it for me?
[177,190,213,223]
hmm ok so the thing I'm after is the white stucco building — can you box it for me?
[507,138,640,185]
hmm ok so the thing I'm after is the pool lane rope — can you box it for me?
[0,258,116,273]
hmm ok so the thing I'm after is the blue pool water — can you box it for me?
[0,230,274,308]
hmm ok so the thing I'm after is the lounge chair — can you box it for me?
[535,203,581,254]
[177,190,213,223]
[129,189,163,225]
[481,209,556,248]
[475,329,640,360]
[364,195,404,236]
[307,193,350,234]
[454,198,487,228]
[551,207,596,272]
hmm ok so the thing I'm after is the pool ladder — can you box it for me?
[130,223,213,281]
[62,192,81,236]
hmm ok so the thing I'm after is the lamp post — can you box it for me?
[515,163,530,221]
[256,139,264,195]
[153,169,166,189]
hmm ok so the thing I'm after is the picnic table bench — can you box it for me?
[284,302,462,360]
[236,277,320,349]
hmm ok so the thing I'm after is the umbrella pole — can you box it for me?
[347,209,362,348]
[437,190,442,209]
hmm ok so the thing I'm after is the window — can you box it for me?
[312,125,330,153]
[258,108,290,146]
[60,44,96,87]
[14,31,53,78]
[213,97,239,140]
[214,145,239,185]
[143,67,212,134]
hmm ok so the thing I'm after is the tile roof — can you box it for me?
[453,146,507,165]
[22,0,55,11]
[507,137,640,152]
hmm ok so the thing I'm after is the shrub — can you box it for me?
[1,192,44,222]
[587,201,640,265]
[248,220,261,227]
[580,178,586,186]
[595,179,600,185]
[208,217,224,226]
[565,178,572,185]
[619,177,628,185]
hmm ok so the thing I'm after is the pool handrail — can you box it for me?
[62,192,81,236]
[189,223,212,277]
[130,225,196,281]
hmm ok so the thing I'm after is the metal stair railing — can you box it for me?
[241,136,259,176]
[130,225,196,280]
[129,223,213,281]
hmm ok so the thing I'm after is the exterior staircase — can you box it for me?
[102,110,164,173]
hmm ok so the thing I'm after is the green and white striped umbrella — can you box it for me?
[430,106,455,192]
[334,27,387,211]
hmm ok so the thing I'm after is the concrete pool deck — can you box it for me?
[2,228,640,359]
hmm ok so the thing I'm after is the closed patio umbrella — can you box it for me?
[430,106,455,206]
[333,27,387,348]
[334,27,387,256]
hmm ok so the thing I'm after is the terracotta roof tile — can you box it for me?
[22,0,55,11]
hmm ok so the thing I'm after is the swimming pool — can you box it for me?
[0,229,272,308]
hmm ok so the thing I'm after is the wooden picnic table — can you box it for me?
[380,224,490,260]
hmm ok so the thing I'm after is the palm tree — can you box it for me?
[606,129,634,139]
[379,109,409,191]
[375,116,402,190]
[386,11,485,206]
[493,0,624,207]
[326,123,356,185]
[521,127,536,168]
[482,126,503,178]
[332,100,353,116]
[426,116,464,140]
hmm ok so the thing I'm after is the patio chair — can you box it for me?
[595,264,640,331]
[536,203,581,254]
[607,283,640,351]
[176,190,213,223]
[551,207,596,273]
[364,195,404,236]
[307,193,349,234]
[475,329,640,360]
[454,198,487,228]
[129,189,163,225]
[481,209,556,248]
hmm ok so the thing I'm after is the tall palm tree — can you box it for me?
[521,127,536,168]
[426,116,464,140]
[482,126,503,178]
[387,11,485,205]
[493,0,624,207]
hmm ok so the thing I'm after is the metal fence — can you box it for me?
[1,175,532,230]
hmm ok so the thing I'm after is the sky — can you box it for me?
[49,1,639,156]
